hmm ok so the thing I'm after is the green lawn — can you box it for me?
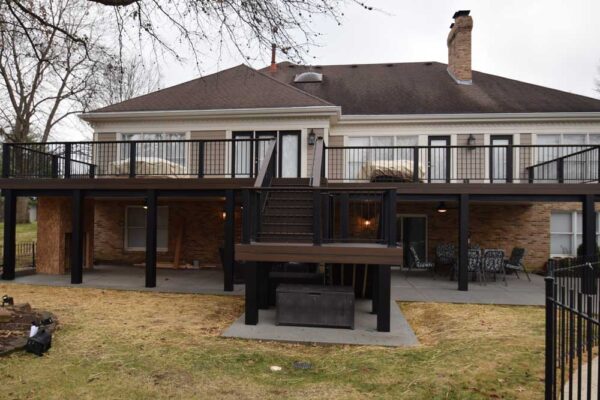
[0,222,37,243]
[0,284,545,399]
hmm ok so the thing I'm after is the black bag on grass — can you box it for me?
[26,329,52,356]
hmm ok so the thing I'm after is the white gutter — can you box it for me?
[338,112,600,124]
[79,106,341,122]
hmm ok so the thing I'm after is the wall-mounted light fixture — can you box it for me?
[467,134,476,148]
[307,129,316,145]
[222,211,227,220]
[436,202,448,213]
[363,219,372,227]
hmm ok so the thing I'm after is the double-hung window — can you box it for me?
[125,206,169,251]
[550,211,600,256]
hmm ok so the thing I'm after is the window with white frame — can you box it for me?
[125,206,169,251]
[550,211,600,256]
[346,136,418,179]
[537,134,600,181]
[121,133,187,166]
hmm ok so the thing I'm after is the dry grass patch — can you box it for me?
[0,284,545,399]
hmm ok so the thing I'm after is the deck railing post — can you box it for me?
[545,276,556,400]
[198,141,205,178]
[2,143,10,178]
[51,155,59,178]
[129,141,137,178]
[89,165,96,178]
[506,145,514,183]
[413,147,420,182]
[528,167,535,184]
[313,189,322,245]
[64,143,72,178]
[231,139,236,178]
[557,158,564,183]
[387,189,397,247]
[242,189,251,244]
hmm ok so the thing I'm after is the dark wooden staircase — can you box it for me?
[257,178,315,243]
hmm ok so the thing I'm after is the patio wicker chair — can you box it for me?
[504,247,530,282]
[481,249,507,285]
[407,245,435,277]
[435,243,456,272]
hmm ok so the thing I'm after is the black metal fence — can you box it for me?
[0,241,36,272]
[2,139,273,179]
[326,145,600,183]
[546,260,600,399]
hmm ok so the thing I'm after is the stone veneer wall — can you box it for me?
[93,198,241,266]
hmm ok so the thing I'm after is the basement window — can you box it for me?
[125,206,169,251]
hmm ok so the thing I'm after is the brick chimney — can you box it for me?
[447,10,473,84]
[269,43,277,74]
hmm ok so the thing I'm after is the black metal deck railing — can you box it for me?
[1,138,273,179]
[325,144,600,183]
[2,140,599,184]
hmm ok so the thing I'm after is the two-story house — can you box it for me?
[3,10,600,331]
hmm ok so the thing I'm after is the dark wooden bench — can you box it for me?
[275,284,355,329]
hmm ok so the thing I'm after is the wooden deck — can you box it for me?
[235,242,403,265]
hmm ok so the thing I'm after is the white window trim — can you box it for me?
[550,211,599,257]
[124,205,169,252]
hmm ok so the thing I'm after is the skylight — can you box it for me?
[293,72,323,83]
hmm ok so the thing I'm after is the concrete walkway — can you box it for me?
[8,265,544,306]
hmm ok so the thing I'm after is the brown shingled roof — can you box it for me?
[263,61,600,114]
[91,61,600,115]
[92,64,333,113]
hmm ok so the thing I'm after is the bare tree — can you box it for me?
[7,0,374,69]
[0,0,109,143]
[95,55,161,108]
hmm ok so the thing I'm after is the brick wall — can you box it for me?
[94,198,241,266]
[447,13,473,82]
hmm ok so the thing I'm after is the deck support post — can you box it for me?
[581,194,597,294]
[458,194,469,291]
[244,262,259,325]
[224,189,235,292]
[371,264,378,314]
[258,262,270,309]
[145,189,157,288]
[70,189,84,284]
[376,264,391,332]
[2,189,16,280]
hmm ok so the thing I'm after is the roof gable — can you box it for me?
[91,64,333,113]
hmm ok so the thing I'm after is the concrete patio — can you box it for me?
[7,264,545,306]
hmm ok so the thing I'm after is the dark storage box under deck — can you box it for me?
[275,284,355,329]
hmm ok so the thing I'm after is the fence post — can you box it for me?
[89,165,96,179]
[64,143,72,178]
[2,143,10,178]
[197,141,205,178]
[129,141,137,178]
[545,276,556,400]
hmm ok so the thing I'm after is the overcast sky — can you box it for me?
[66,0,599,140]
[164,0,600,99]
